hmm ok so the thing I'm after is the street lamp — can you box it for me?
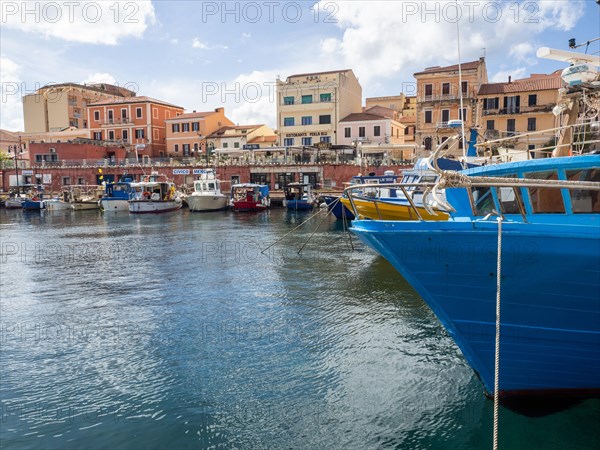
[7,144,25,194]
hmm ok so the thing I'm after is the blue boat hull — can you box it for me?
[23,200,45,210]
[285,200,314,211]
[322,195,354,220]
[351,219,600,397]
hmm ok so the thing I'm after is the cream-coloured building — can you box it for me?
[476,71,563,156]
[23,82,136,133]
[365,94,416,117]
[209,125,276,151]
[276,69,362,146]
[165,108,234,157]
[414,58,488,156]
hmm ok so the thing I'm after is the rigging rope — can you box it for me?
[493,216,503,450]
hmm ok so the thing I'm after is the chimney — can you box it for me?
[508,76,512,83]
[193,110,196,113]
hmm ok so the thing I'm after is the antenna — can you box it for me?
[536,47,600,66]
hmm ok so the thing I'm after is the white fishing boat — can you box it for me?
[129,173,182,214]
[186,169,229,212]
[68,186,103,211]
[4,194,29,209]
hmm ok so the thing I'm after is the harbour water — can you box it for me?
[1,209,598,450]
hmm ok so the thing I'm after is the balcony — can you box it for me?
[482,104,553,116]
[419,93,472,103]
[101,118,134,126]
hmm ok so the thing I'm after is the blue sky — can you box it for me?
[1,0,599,131]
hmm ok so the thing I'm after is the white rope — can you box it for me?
[493,216,503,450]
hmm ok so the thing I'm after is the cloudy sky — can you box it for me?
[1,0,598,131]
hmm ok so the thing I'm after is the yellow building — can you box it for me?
[276,69,362,146]
[23,82,136,133]
[165,107,234,157]
[414,58,488,156]
[365,94,416,117]
[476,71,563,156]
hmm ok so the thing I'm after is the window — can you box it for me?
[359,127,365,137]
[301,137,312,146]
[223,143,228,148]
[77,177,85,185]
[284,117,295,126]
[172,123,180,132]
[486,120,495,130]
[192,122,200,132]
[527,117,536,131]
[525,170,565,213]
[122,130,128,141]
[321,136,331,143]
[165,110,170,119]
[194,143,199,153]
[528,94,537,106]
[301,95,313,104]
[93,131,102,140]
[320,93,331,102]
[174,144,179,152]
[374,125,381,136]
[182,122,190,132]
[136,107,143,119]
[566,169,600,213]
[301,116,312,125]
[135,129,145,139]
[183,143,190,155]
[121,108,127,119]
[483,97,500,110]
[441,109,450,123]
[442,83,450,95]
[153,129,159,140]
[425,110,432,124]
[108,130,115,141]
[284,96,294,105]
[504,95,520,114]
[319,115,331,124]
[424,137,432,150]
[107,110,114,122]
[425,84,433,97]
[461,81,468,94]
[234,142,240,148]
[459,108,467,121]
[94,111,100,121]
[507,119,516,136]
[284,138,294,146]
[344,127,351,138]
[153,108,158,119]
[62,177,71,186]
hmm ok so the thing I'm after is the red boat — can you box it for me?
[230,183,270,212]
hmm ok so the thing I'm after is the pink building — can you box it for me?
[337,107,406,146]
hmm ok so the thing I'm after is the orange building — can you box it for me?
[414,58,488,155]
[87,96,184,159]
[165,108,234,157]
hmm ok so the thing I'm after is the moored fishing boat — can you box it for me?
[68,186,103,211]
[5,194,29,209]
[99,179,138,212]
[128,174,182,214]
[186,169,229,212]
[283,182,317,211]
[230,183,270,212]
[350,154,600,399]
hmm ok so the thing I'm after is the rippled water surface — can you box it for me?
[1,208,598,450]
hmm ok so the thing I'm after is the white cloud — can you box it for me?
[509,42,536,64]
[240,32,251,43]
[0,0,156,45]
[170,38,178,45]
[491,68,527,83]
[315,0,586,87]
[192,37,228,50]
[83,73,117,85]
[0,57,24,131]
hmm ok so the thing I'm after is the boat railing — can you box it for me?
[344,177,600,222]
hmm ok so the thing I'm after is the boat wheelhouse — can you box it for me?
[230,183,270,212]
[129,178,182,214]
[187,169,229,212]
[100,179,138,212]
[283,182,317,211]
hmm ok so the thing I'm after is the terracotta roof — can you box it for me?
[286,69,353,79]
[414,59,483,76]
[397,115,416,124]
[365,105,397,119]
[477,71,563,95]
[0,129,20,141]
[88,95,183,109]
[340,112,389,122]
[208,125,262,138]
[248,135,277,144]
[165,110,218,121]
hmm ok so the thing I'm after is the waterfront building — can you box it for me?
[208,124,277,153]
[165,107,234,158]
[23,82,136,133]
[414,58,488,156]
[87,96,184,159]
[276,69,362,146]
[365,94,417,117]
[476,71,563,156]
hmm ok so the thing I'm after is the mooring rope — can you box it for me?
[493,216,503,450]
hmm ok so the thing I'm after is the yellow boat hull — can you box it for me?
[341,197,449,221]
